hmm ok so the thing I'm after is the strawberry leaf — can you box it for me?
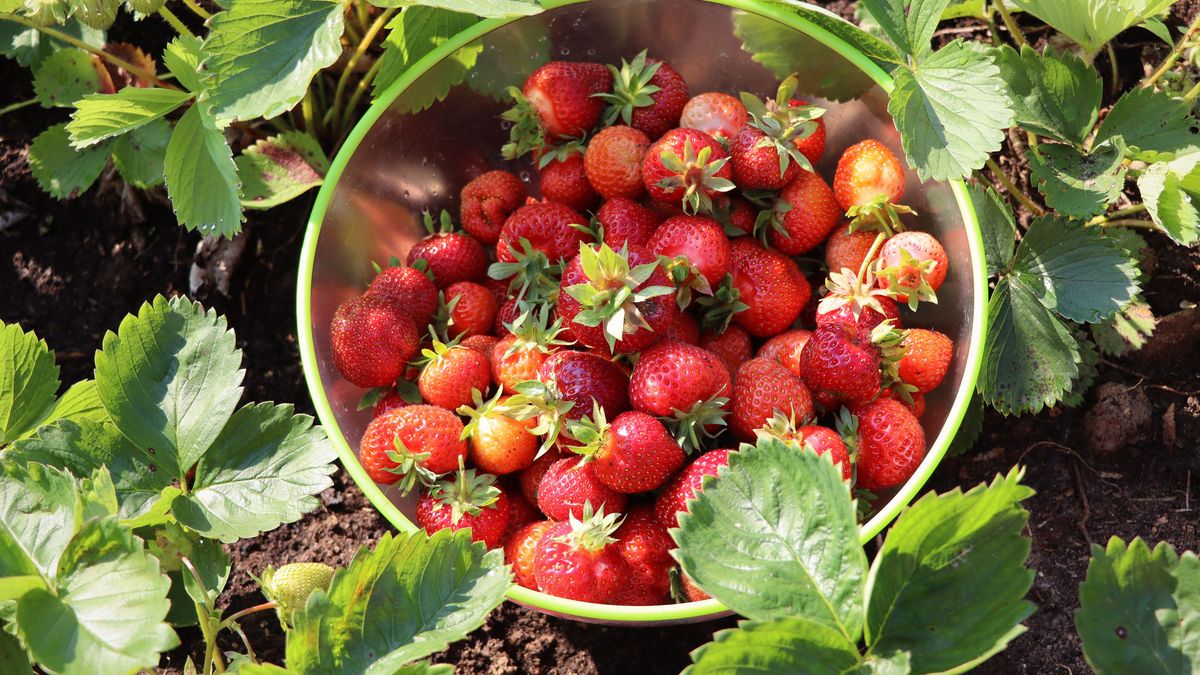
[1009,0,1175,53]
[1091,298,1156,357]
[1076,537,1200,674]
[0,21,104,68]
[993,45,1100,146]
[0,631,29,673]
[112,117,171,189]
[28,123,111,200]
[673,438,867,640]
[201,0,345,125]
[0,320,59,445]
[66,87,192,149]
[286,529,510,673]
[1093,86,1199,162]
[858,0,949,60]
[236,131,329,210]
[162,36,203,93]
[865,468,1034,673]
[1028,138,1127,219]
[966,183,1017,277]
[374,7,484,111]
[686,617,863,674]
[32,48,103,108]
[1139,154,1200,246]
[164,104,244,237]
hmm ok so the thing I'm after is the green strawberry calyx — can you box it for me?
[740,74,825,178]
[501,86,547,161]
[506,379,576,455]
[656,139,737,215]
[753,411,817,454]
[384,433,439,494]
[664,390,730,455]
[564,243,674,351]
[458,388,527,441]
[430,459,502,524]
[819,267,891,323]
[553,502,624,553]
[845,193,916,236]
[598,49,663,127]
[564,401,611,463]
[696,273,748,333]
[503,305,574,358]
[876,246,939,311]
[489,237,564,305]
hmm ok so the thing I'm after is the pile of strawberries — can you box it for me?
[329,51,954,606]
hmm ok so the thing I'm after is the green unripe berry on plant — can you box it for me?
[124,0,163,15]
[260,562,336,625]
[73,0,119,29]
[22,0,68,26]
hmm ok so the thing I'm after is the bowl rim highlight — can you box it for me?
[297,0,989,624]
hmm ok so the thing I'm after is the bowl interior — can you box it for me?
[300,0,984,624]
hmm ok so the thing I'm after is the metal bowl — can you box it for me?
[298,0,987,625]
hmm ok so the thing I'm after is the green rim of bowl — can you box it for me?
[297,0,988,624]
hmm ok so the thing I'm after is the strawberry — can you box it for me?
[536,349,631,423]
[502,61,612,158]
[518,447,567,504]
[557,244,677,354]
[825,224,880,277]
[699,325,752,377]
[646,215,731,306]
[679,92,747,143]
[597,197,662,248]
[833,139,912,232]
[366,266,439,333]
[815,268,900,335]
[897,328,953,393]
[642,128,735,214]
[496,201,592,267]
[331,295,419,388]
[628,340,731,452]
[259,563,335,623]
[764,169,840,255]
[730,358,814,441]
[539,146,599,212]
[612,505,675,605]
[661,311,701,344]
[358,405,467,491]
[416,466,511,549]
[711,194,757,236]
[534,506,630,603]
[504,488,540,538]
[680,571,711,602]
[789,100,827,164]
[493,298,522,337]
[600,51,689,140]
[654,448,732,529]
[459,390,538,475]
[877,231,948,309]
[445,281,499,340]
[506,520,555,589]
[756,328,811,376]
[461,334,499,361]
[852,397,926,491]
[726,237,810,338]
[407,211,488,288]
[461,170,527,245]
[418,338,492,410]
[491,307,572,394]
[798,324,882,406]
[883,386,926,418]
[537,458,628,520]
[754,414,851,481]
[569,406,686,493]
[729,77,824,190]
[371,389,413,418]
[584,125,651,200]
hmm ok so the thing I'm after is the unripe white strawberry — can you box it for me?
[260,562,336,624]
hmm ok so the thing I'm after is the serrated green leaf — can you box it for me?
[171,402,335,543]
[17,517,178,675]
[1010,0,1175,53]
[164,104,244,237]
[674,439,867,639]
[1029,139,1126,219]
[1062,334,1100,408]
[66,87,191,149]
[980,276,1080,415]
[0,462,79,580]
[685,617,862,674]
[236,131,327,209]
[1094,87,1200,162]
[0,21,104,68]
[112,116,171,189]
[993,45,1100,146]
[466,17,548,101]
[287,529,510,674]
[177,534,231,610]
[163,35,204,93]
[11,379,112,444]
[852,651,912,674]
[0,320,59,444]
[947,389,984,456]
[201,0,344,124]
[374,7,483,111]
[366,0,539,17]
[1139,155,1200,246]
[1141,15,1173,45]
[865,468,1034,673]
[28,123,111,199]
[32,48,102,108]
[79,466,119,520]
[1011,214,1139,323]
[859,0,949,59]
[94,295,244,476]
[889,40,1013,181]
[1076,537,1200,675]
[966,183,1017,276]
[1092,298,1155,357]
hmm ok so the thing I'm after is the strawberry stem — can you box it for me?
[856,232,888,285]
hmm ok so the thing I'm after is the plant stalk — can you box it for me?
[984,158,1045,216]
[1096,219,1160,230]
[158,6,196,40]
[1184,79,1200,102]
[856,232,888,283]
[329,6,396,133]
[992,0,1026,47]
[220,601,278,627]
[0,97,37,116]
[180,0,212,20]
[1104,43,1120,93]
[1144,12,1200,88]
[340,55,383,139]
[1089,203,1148,226]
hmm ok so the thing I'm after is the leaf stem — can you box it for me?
[340,55,383,139]
[1096,219,1161,230]
[992,0,1026,47]
[158,6,196,40]
[1144,12,1200,88]
[0,13,180,90]
[329,6,396,133]
[220,601,278,627]
[1184,79,1200,102]
[857,232,888,283]
[180,0,212,20]
[1089,203,1148,225]
[984,158,1045,216]
[0,97,37,116]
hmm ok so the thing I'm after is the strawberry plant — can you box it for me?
[673,438,1036,672]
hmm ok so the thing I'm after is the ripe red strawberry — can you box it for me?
[711,194,757,235]
[883,386,926,418]
[445,281,499,339]
[680,572,711,602]
[557,244,678,354]
[661,311,701,344]
[460,334,499,361]
[729,80,824,190]
[756,328,811,376]
[358,405,467,490]
[612,505,675,605]
[798,324,882,406]
[534,506,631,603]
[766,169,840,255]
[825,224,879,276]
[502,61,612,158]
[331,295,420,388]
[853,397,926,491]
[569,407,686,493]
[537,349,631,423]
[407,212,488,288]
[519,447,567,504]
[642,128,735,214]
[366,266,439,333]
[371,389,413,418]
[537,458,628,520]
[897,328,953,393]
[727,237,810,338]
[699,325,752,377]
[755,414,851,480]
[504,489,540,538]
[496,201,592,265]
[584,125,651,199]
[654,448,732,529]
[730,358,814,441]
[815,269,901,335]
[506,520,555,589]
[646,215,731,305]
[628,341,731,452]
[833,139,906,211]
[601,51,689,140]
[679,92,747,143]
[461,170,527,245]
[539,148,599,212]
[416,467,510,549]
[789,99,826,164]
[491,308,571,394]
[597,197,662,248]
[418,338,492,410]
[459,391,539,475]
[877,231,948,309]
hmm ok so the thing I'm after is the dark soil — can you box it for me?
[2,4,1199,674]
